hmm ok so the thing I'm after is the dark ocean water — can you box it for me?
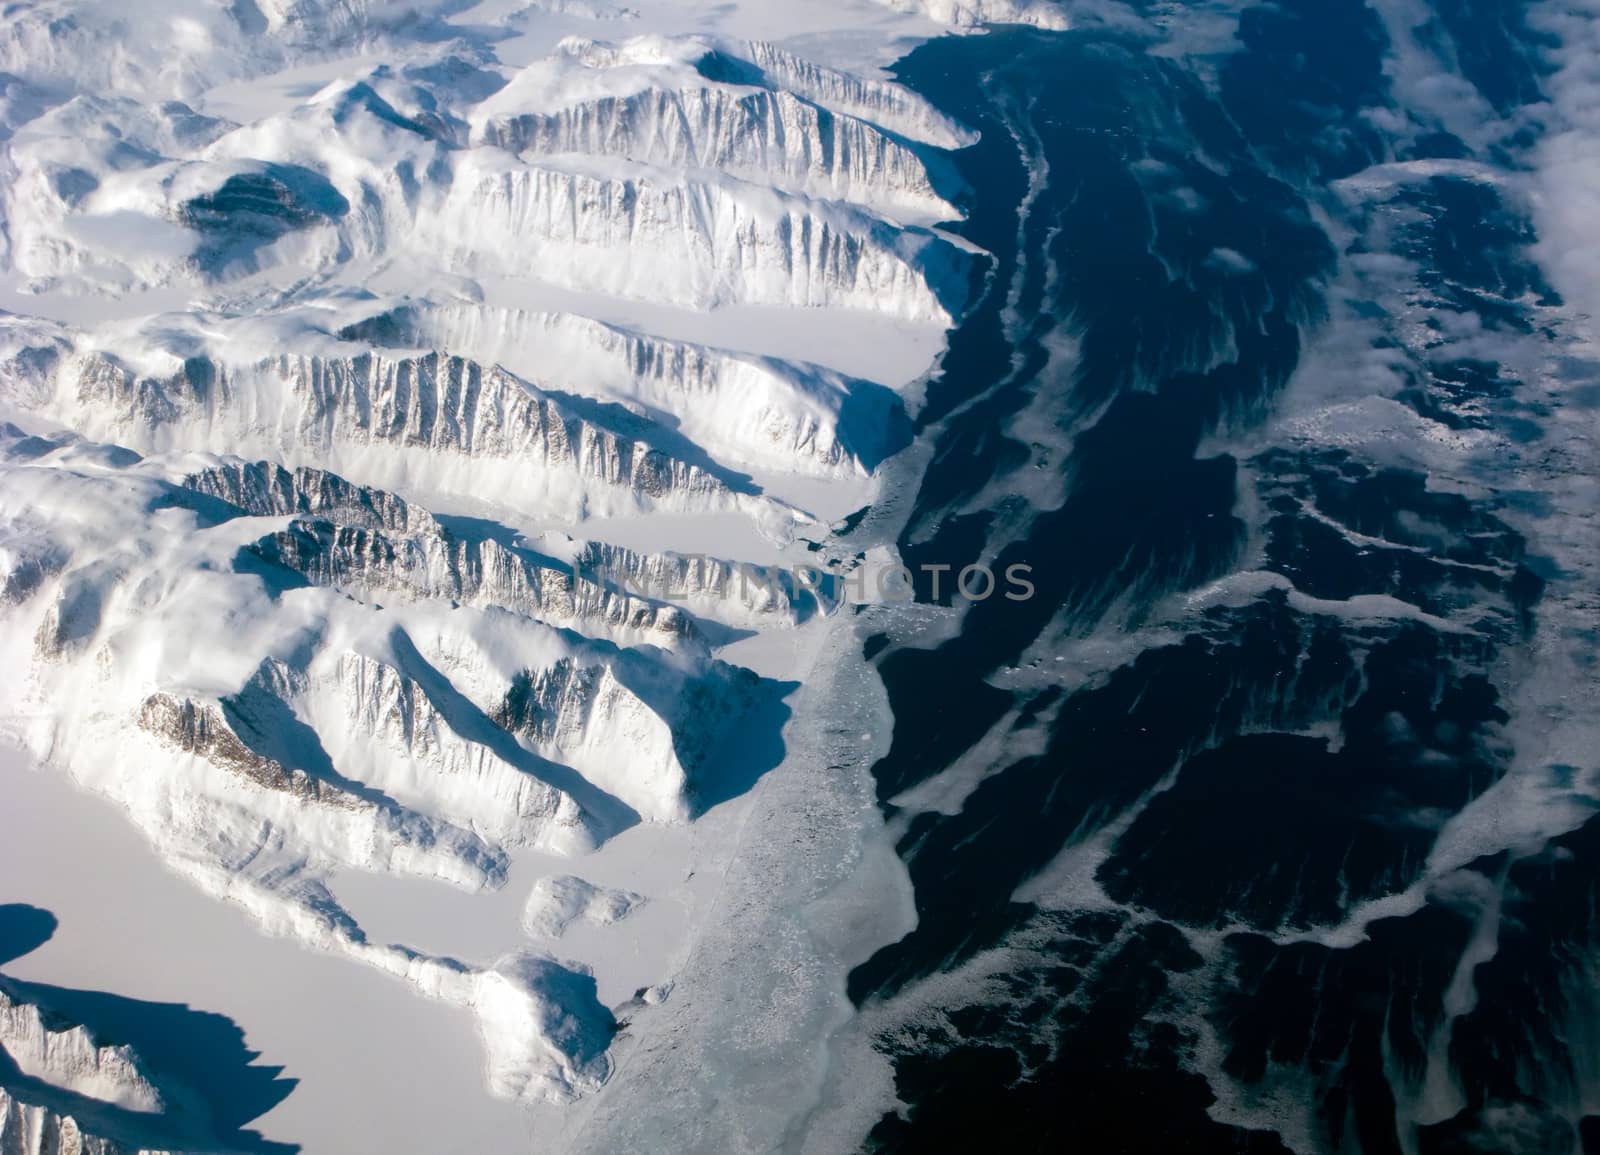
[852,7,1598,1153]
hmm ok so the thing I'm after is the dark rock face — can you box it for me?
[179,163,350,271]
[138,692,356,807]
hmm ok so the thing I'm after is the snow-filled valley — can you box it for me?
[0,0,1051,1149]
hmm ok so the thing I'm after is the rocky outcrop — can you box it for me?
[574,539,823,625]
[0,985,177,1155]
[0,990,162,1115]
[313,652,595,853]
[495,656,761,822]
[68,351,743,520]
[183,460,425,535]
[421,159,968,321]
[478,78,954,221]
[138,693,357,808]
[340,303,898,479]
[871,0,1069,30]
[0,1090,173,1155]
[246,518,692,642]
[734,40,974,150]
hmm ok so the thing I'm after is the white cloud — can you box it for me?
[1532,3,1600,350]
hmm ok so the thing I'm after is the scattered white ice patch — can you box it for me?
[1205,246,1257,275]
[523,875,644,938]
[890,697,1058,818]
[1278,393,1499,458]
[1182,570,1477,637]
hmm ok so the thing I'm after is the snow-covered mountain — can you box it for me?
[874,0,1069,30]
[15,3,1600,1155]
[0,989,163,1115]
[0,2,987,1148]
[0,985,167,1155]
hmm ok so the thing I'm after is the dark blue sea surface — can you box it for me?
[850,7,1597,1153]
